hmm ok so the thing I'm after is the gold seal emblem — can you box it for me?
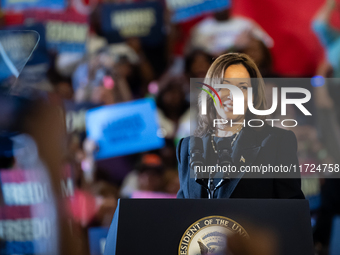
[178,215,249,255]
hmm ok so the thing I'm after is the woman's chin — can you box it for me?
[226,113,244,122]
[217,111,233,119]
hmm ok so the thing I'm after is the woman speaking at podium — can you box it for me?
[176,53,305,199]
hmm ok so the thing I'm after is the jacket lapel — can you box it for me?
[231,127,263,175]
[217,126,270,198]
[188,135,218,198]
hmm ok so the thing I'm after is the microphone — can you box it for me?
[214,139,233,192]
[216,139,233,179]
[189,137,209,190]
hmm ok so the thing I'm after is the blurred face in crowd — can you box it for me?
[114,61,132,78]
[190,53,211,78]
[162,85,185,111]
[214,9,231,21]
[216,64,251,121]
[138,169,163,192]
[241,38,265,67]
[56,81,73,100]
[164,170,180,194]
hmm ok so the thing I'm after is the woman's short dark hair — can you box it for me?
[195,53,267,137]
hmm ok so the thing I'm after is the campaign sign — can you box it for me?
[45,20,88,53]
[101,2,163,44]
[0,170,58,254]
[24,10,89,54]
[1,0,66,11]
[86,98,165,160]
[167,0,231,23]
[88,227,109,255]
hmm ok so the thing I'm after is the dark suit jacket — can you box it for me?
[176,125,305,199]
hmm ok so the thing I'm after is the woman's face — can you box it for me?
[215,64,251,121]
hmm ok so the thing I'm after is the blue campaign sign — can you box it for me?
[86,98,165,160]
[22,10,89,54]
[1,0,66,10]
[88,227,109,255]
[101,2,164,44]
[167,0,231,23]
[45,20,89,54]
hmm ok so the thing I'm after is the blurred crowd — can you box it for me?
[2,0,340,254]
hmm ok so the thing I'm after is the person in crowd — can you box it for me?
[176,53,304,199]
[310,60,340,253]
[163,169,180,195]
[88,181,119,227]
[159,138,178,169]
[156,76,191,140]
[179,49,214,99]
[119,154,165,198]
[185,49,214,79]
[311,0,340,244]
[292,125,329,213]
[313,0,340,78]
[232,31,275,78]
[189,8,273,57]
[72,48,133,105]
[137,155,164,193]
[123,38,155,96]
[48,68,74,101]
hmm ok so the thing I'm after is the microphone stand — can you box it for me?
[207,172,214,199]
[191,137,232,198]
[195,162,231,199]
[206,138,233,198]
[207,172,230,199]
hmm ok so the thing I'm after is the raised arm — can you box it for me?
[313,0,340,47]
[314,0,336,23]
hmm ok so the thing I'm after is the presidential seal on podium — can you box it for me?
[178,216,249,255]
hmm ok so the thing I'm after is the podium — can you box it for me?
[104,199,314,255]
